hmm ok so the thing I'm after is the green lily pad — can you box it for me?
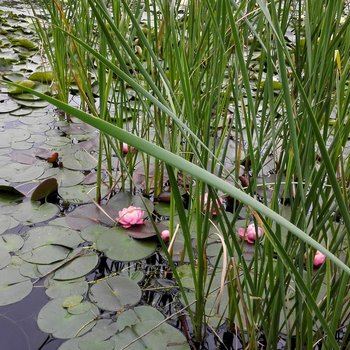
[62,295,83,308]
[37,297,98,339]
[19,260,43,279]
[21,226,83,252]
[0,266,32,306]
[29,71,53,83]
[0,99,20,113]
[58,183,109,204]
[40,167,84,187]
[8,79,36,94]
[66,204,108,230]
[63,150,98,171]
[57,319,117,350]
[0,214,19,234]
[96,228,157,262]
[53,248,99,281]
[80,225,112,243]
[31,178,58,201]
[12,98,49,108]
[19,244,71,264]
[0,162,44,182]
[113,306,190,350]
[0,233,24,252]
[89,276,141,312]
[127,221,167,239]
[12,201,59,225]
[0,128,31,146]
[10,107,32,116]
[10,37,37,50]
[45,277,89,298]
[0,245,11,269]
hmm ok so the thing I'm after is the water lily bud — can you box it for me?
[160,230,170,242]
[116,206,144,228]
[313,250,326,267]
[238,223,264,244]
[122,143,134,155]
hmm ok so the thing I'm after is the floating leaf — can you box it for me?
[0,162,44,182]
[62,295,83,308]
[58,183,109,204]
[0,214,19,234]
[53,248,99,281]
[10,37,37,50]
[0,266,32,306]
[63,150,98,171]
[96,228,156,262]
[80,225,112,243]
[37,297,98,339]
[29,71,53,83]
[0,233,24,252]
[12,201,59,225]
[66,204,106,230]
[8,79,36,94]
[40,167,84,187]
[126,221,167,239]
[0,99,20,113]
[45,278,89,298]
[113,306,190,350]
[58,319,117,350]
[0,245,11,269]
[21,226,83,252]
[19,244,71,264]
[31,178,58,201]
[89,276,141,312]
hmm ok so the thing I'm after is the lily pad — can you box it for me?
[29,71,53,83]
[89,276,141,312]
[0,214,19,234]
[63,150,98,171]
[45,277,89,298]
[0,233,24,252]
[0,245,11,269]
[37,297,98,339]
[0,162,44,182]
[0,99,20,113]
[66,204,107,230]
[19,244,71,264]
[0,128,31,147]
[62,295,83,308]
[127,221,167,239]
[12,201,59,225]
[113,306,190,350]
[57,319,118,350]
[96,228,157,262]
[58,183,109,204]
[21,226,83,252]
[31,178,58,201]
[53,248,99,281]
[0,266,32,306]
[40,167,84,187]
[8,79,36,94]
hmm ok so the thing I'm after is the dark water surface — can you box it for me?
[0,285,62,350]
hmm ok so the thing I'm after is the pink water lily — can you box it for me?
[160,229,170,242]
[122,143,134,155]
[116,206,144,228]
[313,250,326,267]
[202,192,223,216]
[238,223,264,244]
